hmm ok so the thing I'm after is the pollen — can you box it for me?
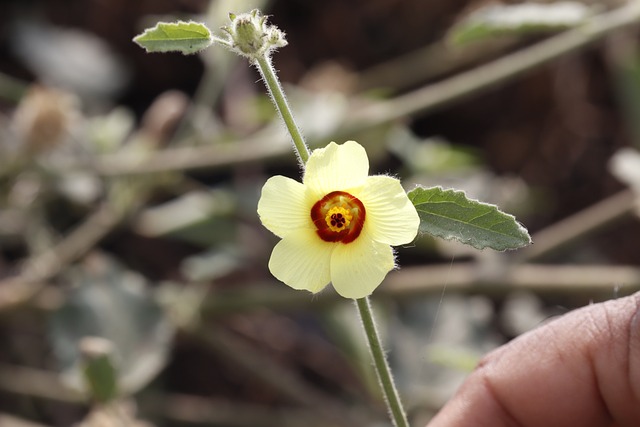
[325,206,353,232]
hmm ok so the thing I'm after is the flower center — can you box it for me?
[325,206,352,231]
[310,191,365,243]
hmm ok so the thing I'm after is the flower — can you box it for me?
[257,141,420,299]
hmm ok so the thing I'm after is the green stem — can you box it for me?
[255,55,310,163]
[356,297,410,427]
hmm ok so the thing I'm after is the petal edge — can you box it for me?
[304,141,369,195]
[269,230,333,293]
[330,234,395,299]
[357,175,419,245]
[258,175,312,238]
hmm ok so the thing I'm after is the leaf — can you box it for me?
[385,126,479,174]
[49,255,174,397]
[408,186,531,251]
[449,2,592,46]
[133,21,213,54]
[133,189,237,247]
[80,338,119,403]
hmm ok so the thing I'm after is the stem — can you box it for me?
[356,297,410,427]
[255,55,310,163]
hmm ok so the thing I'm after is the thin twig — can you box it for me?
[146,393,341,427]
[22,260,640,317]
[0,363,342,427]
[356,38,518,93]
[190,326,372,427]
[0,364,83,403]
[0,203,123,311]
[347,1,640,129]
[91,127,289,176]
[195,263,640,315]
[0,414,53,427]
[516,189,637,262]
[384,263,640,297]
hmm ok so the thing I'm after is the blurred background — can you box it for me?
[1,0,640,426]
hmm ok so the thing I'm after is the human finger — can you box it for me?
[427,292,640,427]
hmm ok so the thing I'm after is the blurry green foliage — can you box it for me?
[49,256,174,399]
[449,2,592,46]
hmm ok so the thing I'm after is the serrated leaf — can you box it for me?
[133,21,213,54]
[408,186,531,251]
[449,2,592,46]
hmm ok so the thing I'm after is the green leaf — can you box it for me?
[408,186,531,251]
[49,255,174,397]
[133,21,213,54]
[132,189,237,247]
[80,338,119,403]
[448,2,592,46]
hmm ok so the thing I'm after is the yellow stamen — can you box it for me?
[325,206,352,232]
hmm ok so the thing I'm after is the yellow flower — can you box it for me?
[257,141,420,299]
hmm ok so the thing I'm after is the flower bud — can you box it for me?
[222,9,287,61]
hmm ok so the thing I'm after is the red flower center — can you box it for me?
[310,191,365,243]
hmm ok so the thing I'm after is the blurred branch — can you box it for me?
[0,203,123,311]
[26,259,640,318]
[147,394,344,427]
[348,1,640,128]
[356,38,517,93]
[57,0,640,176]
[91,127,289,176]
[25,258,640,316]
[0,414,52,427]
[516,189,636,262]
[0,364,83,403]
[0,362,351,427]
[190,326,373,427]
[198,263,640,315]
[385,263,640,297]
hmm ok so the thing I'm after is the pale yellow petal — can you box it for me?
[269,230,333,293]
[304,141,369,195]
[257,175,313,238]
[330,233,395,299]
[356,175,419,245]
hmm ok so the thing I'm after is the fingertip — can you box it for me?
[427,293,640,427]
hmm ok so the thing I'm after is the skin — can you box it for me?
[427,292,640,427]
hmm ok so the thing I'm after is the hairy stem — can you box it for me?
[255,55,310,163]
[356,297,410,427]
